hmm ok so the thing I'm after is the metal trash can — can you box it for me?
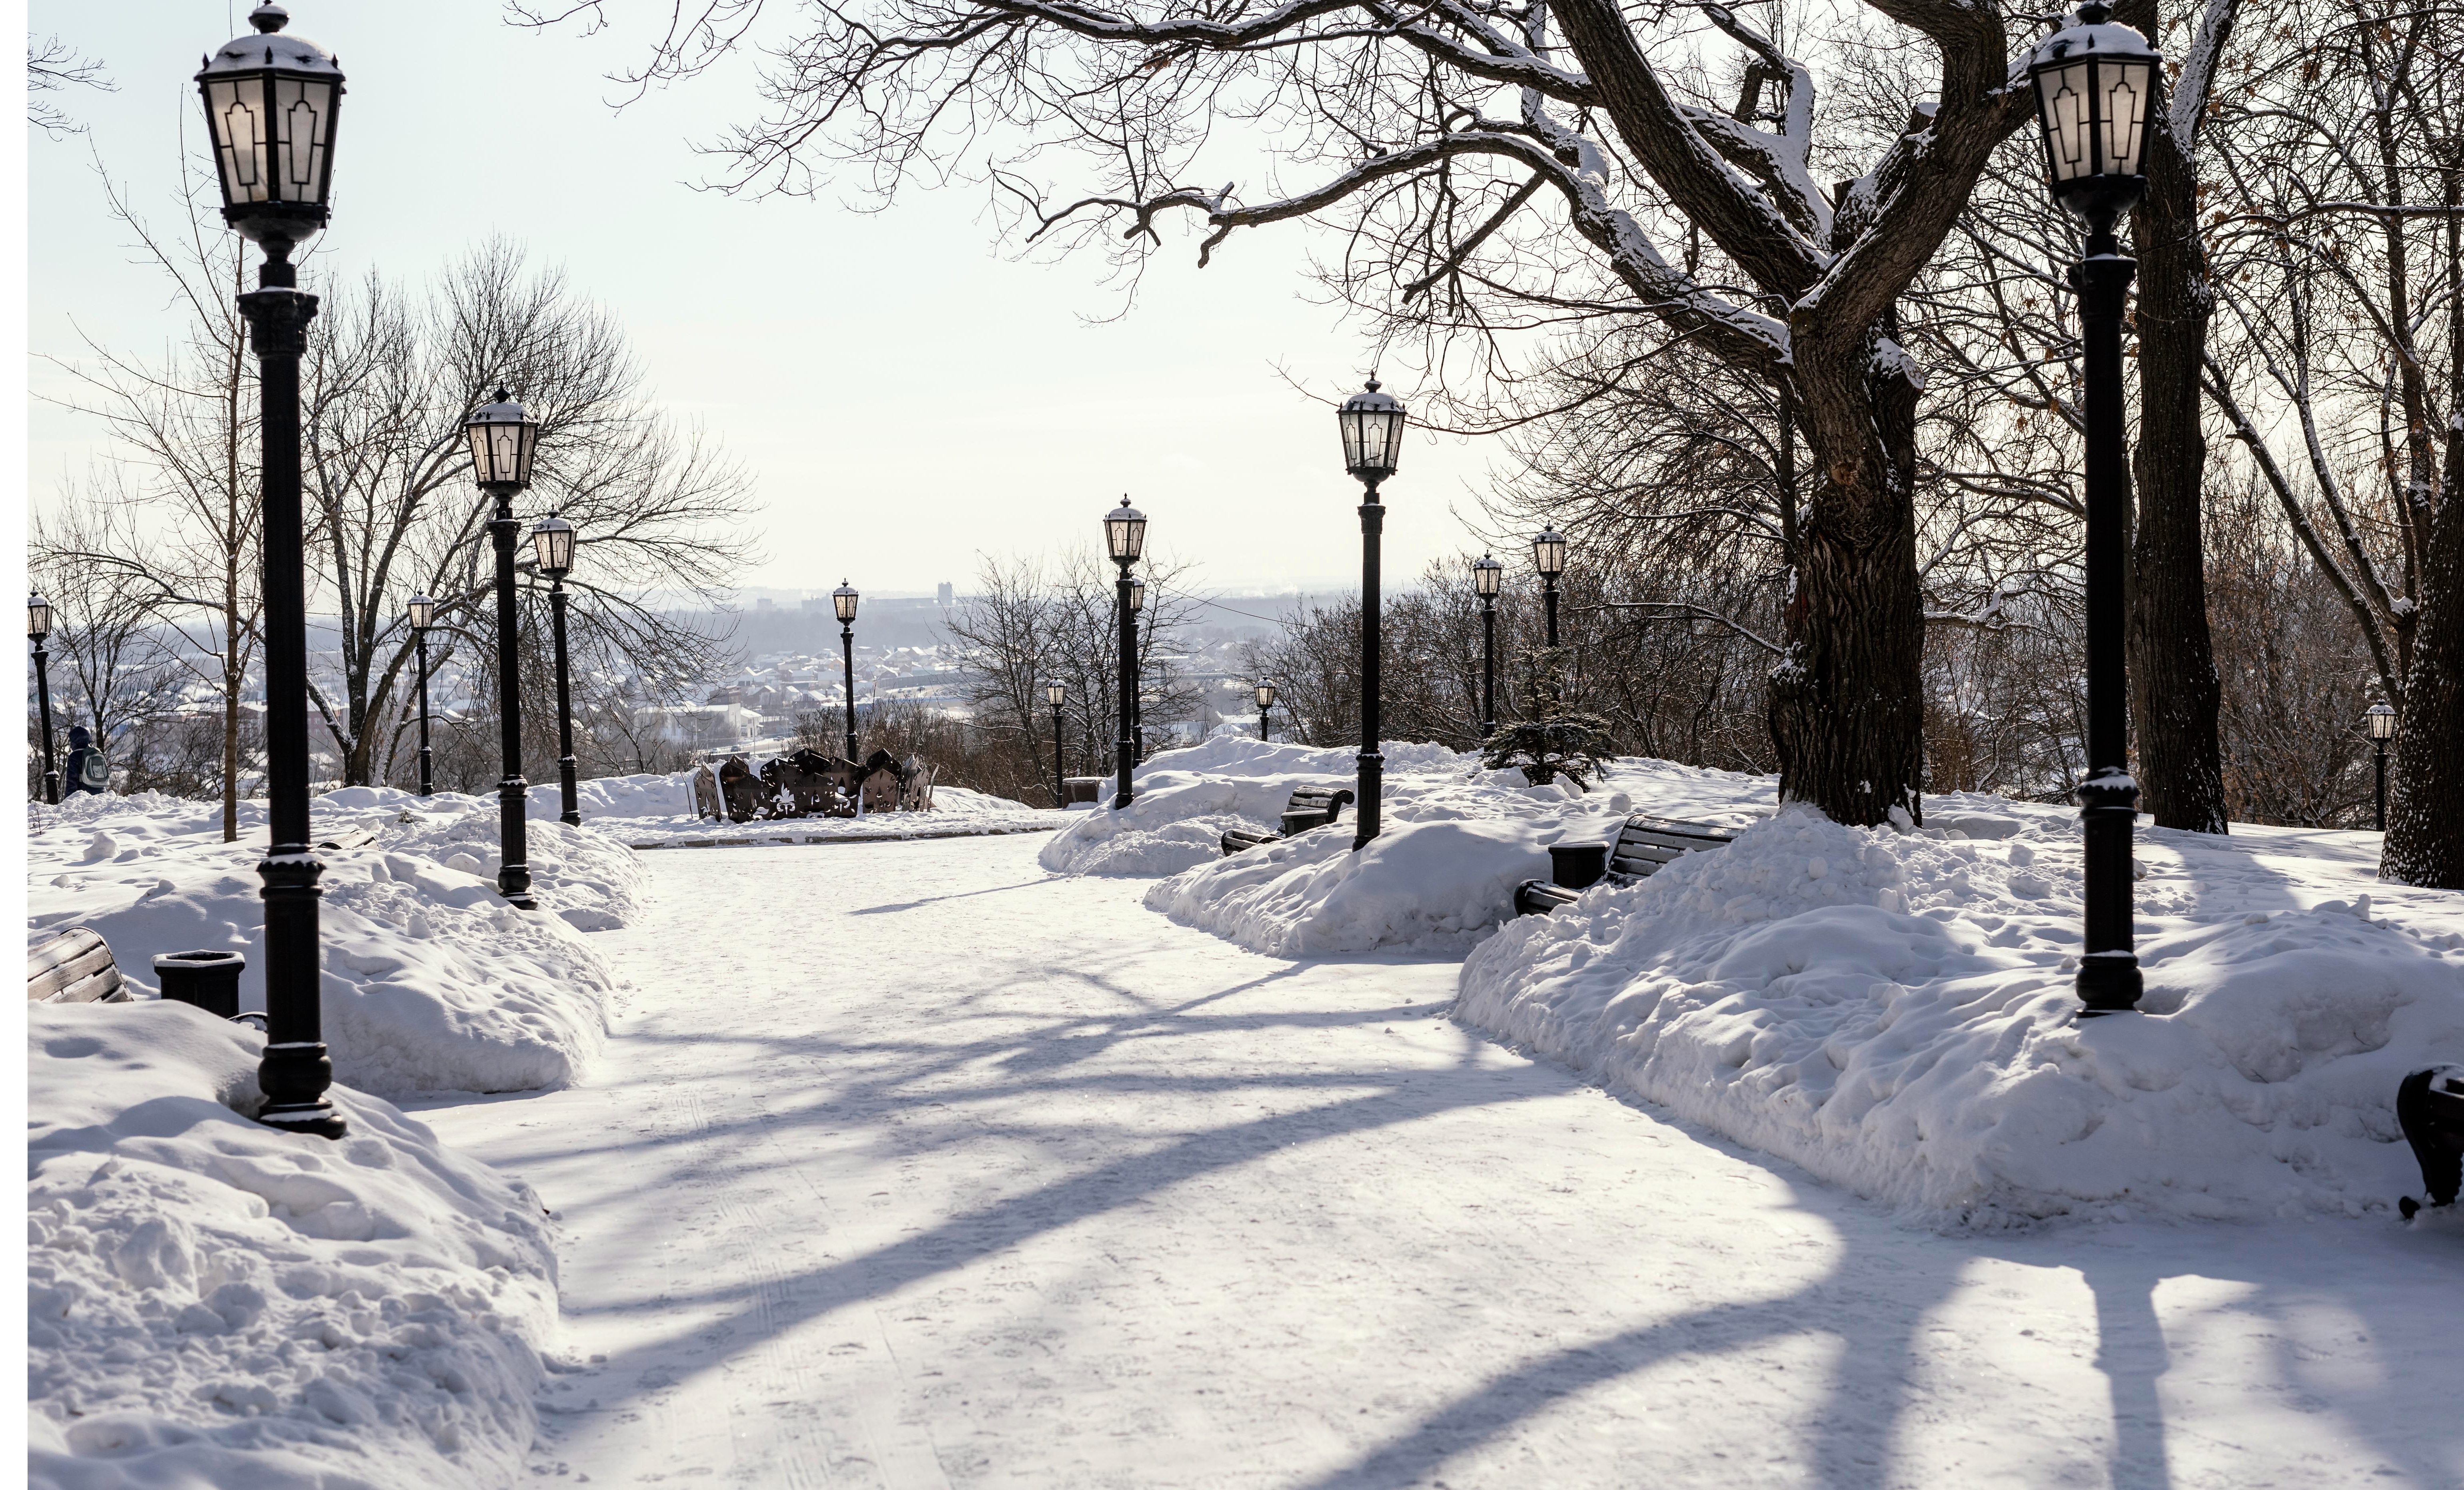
[153,950,245,1019]
[1548,842,1611,891]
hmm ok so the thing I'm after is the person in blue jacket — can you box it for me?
[62,726,110,797]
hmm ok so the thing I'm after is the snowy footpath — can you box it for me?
[416,833,2464,1488]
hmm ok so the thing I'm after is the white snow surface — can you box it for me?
[26,1000,559,1490]
[28,789,639,1097]
[1041,736,1771,956]
[409,834,2464,1488]
[1462,797,2464,1224]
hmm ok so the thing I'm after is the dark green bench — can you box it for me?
[1220,785,1357,856]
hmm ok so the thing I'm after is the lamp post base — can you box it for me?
[257,1038,347,1140]
[498,775,537,909]
[2074,952,2145,1017]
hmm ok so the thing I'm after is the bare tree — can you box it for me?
[28,506,183,773]
[528,0,2073,826]
[298,240,757,787]
[39,158,262,837]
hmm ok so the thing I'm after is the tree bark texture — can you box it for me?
[2384,431,2464,888]
[2119,0,2231,835]
[1769,338,1927,826]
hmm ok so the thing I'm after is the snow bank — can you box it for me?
[1459,802,2464,1223]
[1051,737,1774,952]
[27,1000,559,1489]
[28,790,639,1097]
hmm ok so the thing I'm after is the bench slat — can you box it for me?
[28,928,106,980]
[27,943,117,1001]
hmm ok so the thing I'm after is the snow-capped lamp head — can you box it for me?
[195,4,344,259]
[1473,553,1503,599]
[2026,1,2161,237]
[1046,680,1066,708]
[1104,497,1148,566]
[465,390,539,493]
[1253,680,1277,711]
[1532,527,1569,580]
[2366,701,2400,742]
[28,594,53,641]
[405,594,436,631]
[1338,377,1406,485]
[832,580,859,625]
[532,514,577,578]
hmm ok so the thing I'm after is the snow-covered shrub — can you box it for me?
[1459,803,2464,1223]
[26,1001,559,1489]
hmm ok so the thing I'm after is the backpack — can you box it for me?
[78,750,110,790]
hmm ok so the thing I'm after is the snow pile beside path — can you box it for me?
[1110,741,1776,952]
[1459,804,2464,1223]
[28,790,636,1096]
[27,1001,558,1489]
[1043,735,1750,883]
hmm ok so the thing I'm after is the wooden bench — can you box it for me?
[27,927,132,1004]
[2399,1064,2464,1218]
[1514,814,1739,916]
[1220,785,1357,856]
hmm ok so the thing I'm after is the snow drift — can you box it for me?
[553,769,1055,848]
[1459,802,2464,1223]
[26,1000,560,1489]
[1046,736,1772,954]
[28,789,637,1097]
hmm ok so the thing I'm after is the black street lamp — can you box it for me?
[1472,554,1501,739]
[1254,679,1277,742]
[1532,527,1567,649]
[29,594,59,805]
[533,515,580,826]
[1103,498,1148,809]
[2367,702,2399,832]
[406,594,436,797]
[1046,680,1067,807]
[833,581,860,761]
[2029,0,2160,1017]
[466,389,541,910]
[196,2,347,1137]
[1338,378,1406,850]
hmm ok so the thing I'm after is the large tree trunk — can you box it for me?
[2122,32,2231,834]
[2384,432,2464,888]
[1770,339,1927,826]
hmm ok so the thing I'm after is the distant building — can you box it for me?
[757,598,776,611]
[936,582,954,607]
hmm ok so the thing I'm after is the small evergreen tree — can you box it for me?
[1482,647,1616,788]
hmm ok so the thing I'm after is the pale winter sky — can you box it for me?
[24,0,1516,598]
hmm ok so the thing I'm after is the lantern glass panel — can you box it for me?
[1104,501,1148,562]
[1046,682,1066,707]
[1338,381,1406,479]
[833,583,859,624]
[532,517,576,575]
[195,9,343,225]
[1254,682,1276,710]
[466,393,538,489]
[406,595,436,631]
[2366,703,2399,741]
[1533,530,1568,578]
[2037,60,2095,183]
[28,595,54,639]
[1474,555,1502,597]
[1128,577,1147,612]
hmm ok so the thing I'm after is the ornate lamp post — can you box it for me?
[196,2,347,1136]
[1046,680,1067,806]
[533,515,580,826]
[2367,702,2399,832]
[833,581,860,761]
[1472,554,1501,739]
[1532,528,1567,649]
[29,594,59,805]
[1338,378,1406,850]
[2029,1,2160,1017]
[466,389,541,910]
[1103,499,1148,809]
[406,594,436,797]
[1254,680,1278,742]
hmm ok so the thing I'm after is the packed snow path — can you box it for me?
[416,835,2462,1488]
